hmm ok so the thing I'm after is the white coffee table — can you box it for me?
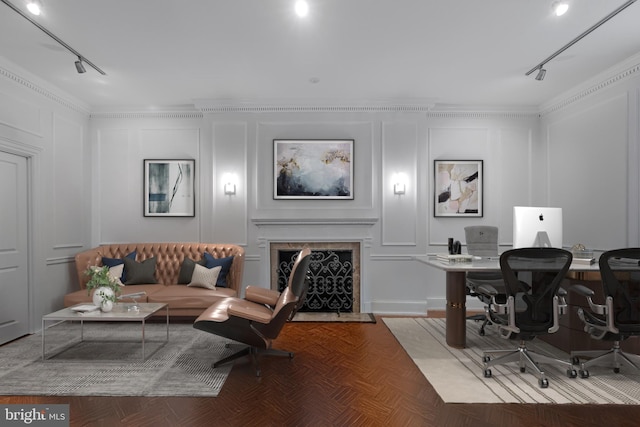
[42,302,169,361]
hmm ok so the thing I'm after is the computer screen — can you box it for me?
[512,206,563,248]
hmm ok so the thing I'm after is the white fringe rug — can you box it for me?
[383,317,640,404]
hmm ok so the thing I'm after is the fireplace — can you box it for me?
[270,242,361,314]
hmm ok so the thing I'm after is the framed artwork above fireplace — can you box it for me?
[274,139,354,200]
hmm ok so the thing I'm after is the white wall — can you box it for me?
[540,60,640,250]
[89,108,539,314]
[3,52,640,325]
[0,58,91,330]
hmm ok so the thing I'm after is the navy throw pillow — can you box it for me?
[102,250,136,282]
[203,253,234,288]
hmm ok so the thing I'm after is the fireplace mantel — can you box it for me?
[252,217,378,226]
[252,216,377,313]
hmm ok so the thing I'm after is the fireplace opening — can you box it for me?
[271,242,360,314]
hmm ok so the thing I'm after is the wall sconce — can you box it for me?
[224,183,236,195]
[391,173,408,195]
[222,173,238,195]
[393,183,406,195]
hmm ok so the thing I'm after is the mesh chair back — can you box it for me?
[599,248,640,332]
[499,247,572,335]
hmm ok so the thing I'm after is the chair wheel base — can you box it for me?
[567,369,577,378]
[538,378,549,388]
[483,369,492,378]
[579,369,590,378]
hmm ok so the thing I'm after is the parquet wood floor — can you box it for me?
[2,316,639,426]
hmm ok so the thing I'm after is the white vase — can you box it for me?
[92,286,115,312]
[100,300,114,312]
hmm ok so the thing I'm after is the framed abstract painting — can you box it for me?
[274,139,354,200]
[144,159,195,217]
[434,160,483,217]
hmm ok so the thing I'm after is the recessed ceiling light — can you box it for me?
[26,1,41,15]
[552,1,569,17]
[295,0,309,18]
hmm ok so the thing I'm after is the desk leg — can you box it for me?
[446,271,467,348]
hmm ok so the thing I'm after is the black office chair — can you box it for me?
[481,247,576,388]
[570,248,640,377]
[464,226,505,336]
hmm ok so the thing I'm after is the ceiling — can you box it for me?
[1,0,639,110]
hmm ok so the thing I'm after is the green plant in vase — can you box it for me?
[84,266,123,311]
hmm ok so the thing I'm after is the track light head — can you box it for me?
[535,67,546,81]
[75,56,86,73]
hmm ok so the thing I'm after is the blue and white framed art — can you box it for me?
[144,159,195,217]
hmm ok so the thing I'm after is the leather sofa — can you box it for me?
[64,242,245,317]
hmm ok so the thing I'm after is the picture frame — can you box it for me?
[274,139,354,200]
[434,160,483,217]
[144,159,195,217]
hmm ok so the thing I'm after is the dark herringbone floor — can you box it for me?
[2,316,640,426]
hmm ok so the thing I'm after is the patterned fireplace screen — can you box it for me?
[276,248,356,313]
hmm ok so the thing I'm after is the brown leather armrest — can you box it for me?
[228,302,272,324]
[245,286,280,306]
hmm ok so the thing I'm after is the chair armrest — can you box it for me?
[570,284,607,315]
[570,284,594,298]
[245,286,280,306]
[477,284,498,296]
[227,302,272,324]
[557,287,567,297]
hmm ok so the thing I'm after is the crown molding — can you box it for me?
[89,110,203,119]
[193,98,437,113]
[426,104,539,119]
[0,61,90,115]
[539,52,640,117]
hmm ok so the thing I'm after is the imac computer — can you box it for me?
[513,206,563,248]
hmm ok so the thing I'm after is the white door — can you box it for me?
[0,151,29,345]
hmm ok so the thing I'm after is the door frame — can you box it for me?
[0,139,41,335]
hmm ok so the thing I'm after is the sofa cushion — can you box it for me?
[124,257,157,285]
[177,257,207,284]
[188,264,221,290]
[203,253,234,287]
[148,285,237,309]
[63,284,165,307]
[102,250,136,282]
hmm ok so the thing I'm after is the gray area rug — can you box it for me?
[0,322,232,396]
[383,317,640,404]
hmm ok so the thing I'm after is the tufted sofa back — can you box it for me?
[75,242,245,291]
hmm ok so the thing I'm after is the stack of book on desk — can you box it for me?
[571,248,596,265]
[436,253,474,264]
[572,257,596,265]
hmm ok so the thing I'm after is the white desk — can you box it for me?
[414,255,599,349]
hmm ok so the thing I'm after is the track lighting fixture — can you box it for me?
[74,56,86,74]
[526,0,637,81]
[0,0,106,75]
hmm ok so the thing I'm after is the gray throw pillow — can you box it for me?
[123,257,157,285]
[178,257,207,284]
